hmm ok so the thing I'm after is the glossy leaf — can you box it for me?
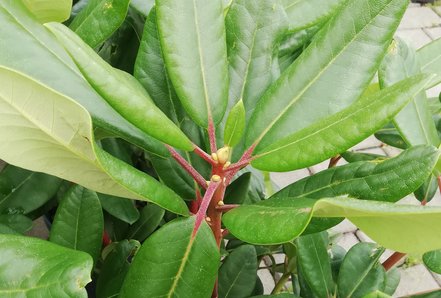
[46,22,194,151]
[69,0,130,48]
[120,217,220,298]
[246,0,408,154]
[0,66,188,215]
[251,74,434,171]
[219,245,258,298]
[296,232,335,298]
[50,185,104,262]
[414,175,438,203]
[0,234,92,297]
[338,243,386,298]
[126,204,165,242]
[135,7,184,124]
[0,214,32,234]
[156,0,229,127]
[226,0,287,115]
[99,193,140,225]
[0,165,62,214]
[379,38,440,147]
[223,196,441,254]
[374,123,408,149]
[418,36,441,81]
[22,0,71,23]
[224,100,246,147]
[96,239,141,298]
[423,249,441,274]
[341,151,385,163]
[274,145,438,203]
[0,0,166,157]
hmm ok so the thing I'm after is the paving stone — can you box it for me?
[399,7,441,29]
[430,272,441,287]
[396,29,433,49]
[334,232,360,252]
[424,26,441,39]
[381,145,402,157]
[257,268,275,294]
[433,6,441,18]
[394,264,439,297]
[270,168,310,189]
[427,83,441,98]
[397,194,421,206]
[428,191,441,206]
[330,219,358,234]
[310,160,331,174]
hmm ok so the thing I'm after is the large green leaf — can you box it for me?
[246,0,408,154]
[0,234,92,297]
[274,145,438,203]
[251,75,434,171]
[99,193,140,225]
[135,7,185,124]
[0,0,166,157]
[120,217,220,298]
[69,0,130,48]
[46,22,194,151]
[296,232,335,298]
[156,0,229,127]
[96,239,141,298]
[50,185,104,262]
[338,243,386,298]
[0,66,188,215]
[22,0,72,23]
[126,204,165,242]
[418,36,441,80]
[423,249,441,274]
[0,165,62,213]
[223,196,441,254]
[379,38,440,147]
[218,245,258,298]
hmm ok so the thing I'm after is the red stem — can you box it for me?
[194,145,217,166]
[215,204,239,212]
[382,252,406,271]
[328,155,341,168]
[166,145,207,189]
[192,180,220,237]
[225,145,256,184]
[208,119,217,154]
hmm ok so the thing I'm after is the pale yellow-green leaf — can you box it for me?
[22,0,72,23]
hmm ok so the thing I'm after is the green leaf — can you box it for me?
[363,291,391,298]
[0,165,62,214]
[46,22,194,151]
[384,267,400,295]
[0,234,92,297]
[50,185,104,262]
[296,232,335,298]
[0,66,188,215]
[409,290,441,298]
[135,7,185,124]
[223,196,441,254]
[274,145,438,203]
[414,175,438,203]
[120,217,220,298]
[338,243,386,298]
[69,0,130,48]
[0,214,33,234]
[156,0,229,127]
[246,0,408,155]
[96,239,141,298]
[99,193,140,225]
[126,204,165,242]
[218,245,258,298]
[341,151,385,163]
[224,172,252,205]
[224,100,246,147]
[379,38,440,147]
[0,0,166,157]
[423,249,441,274]
[251,74,434,171]
[22,0,72,23]
[374,123,408,149]
[418,36,441,81]
[226,0,287,115]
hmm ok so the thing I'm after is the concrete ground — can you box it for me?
[265,3,441,296]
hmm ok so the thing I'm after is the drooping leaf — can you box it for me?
[69,0,130,48]
[126,204,165,242]
[338,243,386,298]
[120,217,220,298]
[156,0,229,127]
[96,239,141,298]
[0,165,62,214]
[99,193,140,225]
[251,74,434,171]
[22,0,72,23]
[296,232,335,298]
[50,185,104,262]
[374,123,408,149]
[135,7,185,124]
[0,66,188,215]
[223,196,441,254]
[0,234,92,297]
[0,214,33,234]
[423,249,441,274]
[379,38,440,147]
[46,22,194,151]
[246,0,408,156]
[0,0,166,157]
[218,245,258,298]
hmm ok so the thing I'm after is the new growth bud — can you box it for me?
[216,146,231,165]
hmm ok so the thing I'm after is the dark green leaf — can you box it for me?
[330,244,346,282]
[50,185,104,263]
[219,245,258,298]
[375,123,408,149]
[0,214,32,234]
[0,234,92,297]
[126,204,165,242]
[341,151,385,163]
[99,193,140,225]
[423,249,441,274]
[414,175,438,203]
[224,172,251,205]
[338,243,386,298]
[120,217,220,298]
